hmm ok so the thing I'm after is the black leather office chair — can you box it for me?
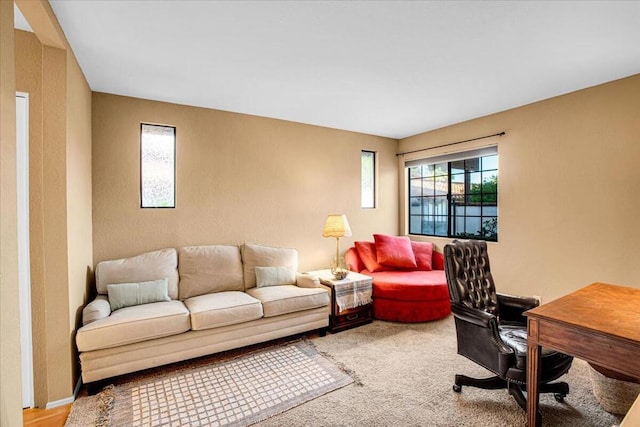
[444,240,572,422]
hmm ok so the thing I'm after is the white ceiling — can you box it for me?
[42,1,640,139]
[14,3,32,32]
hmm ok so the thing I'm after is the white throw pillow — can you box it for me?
[255,266,297,287]
[107,278,171,311]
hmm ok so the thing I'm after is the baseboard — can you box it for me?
[45,377,82,409]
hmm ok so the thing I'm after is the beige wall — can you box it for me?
[11,0,93,410]
[65,44,93,385]
[1,1,22,425]
[92,93,398,271]
[399,74,640,302]
[15,29,48,408]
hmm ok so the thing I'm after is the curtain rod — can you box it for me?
[396,131,506,157]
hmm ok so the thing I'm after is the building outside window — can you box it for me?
[407,147,498,241]
[140,123,176,208]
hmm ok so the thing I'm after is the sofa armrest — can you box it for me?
[296,272,321,288]
[82,295,111,326]
[345,247,364,273]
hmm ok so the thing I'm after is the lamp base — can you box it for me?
[331,257,349,280]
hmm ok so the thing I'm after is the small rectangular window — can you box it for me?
[361,150,376,208]
[140,123,176,208]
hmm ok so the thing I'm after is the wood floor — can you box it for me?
[23,404,71,427]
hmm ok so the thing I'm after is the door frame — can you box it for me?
[17,91,34,409]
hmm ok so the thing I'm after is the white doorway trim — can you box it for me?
[16,91,34,409]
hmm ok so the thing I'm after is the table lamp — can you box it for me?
[322,214,352,279]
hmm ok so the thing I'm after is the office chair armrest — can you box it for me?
[451,303,515,376]
[451,303,496,328]
[497,293,539,324]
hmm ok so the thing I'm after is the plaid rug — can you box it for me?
[67,340,353,427]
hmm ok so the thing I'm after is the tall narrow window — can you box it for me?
[407,146,498,241]
[361,150,376,208]
[141,123,176,208]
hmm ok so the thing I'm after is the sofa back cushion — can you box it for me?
[241,243,298,289]
[178,245,244,299]
[96,248,179,300]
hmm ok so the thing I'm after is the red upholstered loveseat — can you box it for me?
[344,235,451,323]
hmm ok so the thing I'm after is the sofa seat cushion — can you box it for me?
[366,270,449,301]
[246,285,329,317]
[76,300,190,352]
[183,291,263,331]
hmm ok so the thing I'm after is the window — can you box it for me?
[361,150,376,208]
[140,123,176,208]
[407,147,498,241]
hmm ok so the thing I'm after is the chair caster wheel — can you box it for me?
[554,393,565,402]
[453,384,462,393]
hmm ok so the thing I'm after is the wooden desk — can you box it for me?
[525,283,640,426]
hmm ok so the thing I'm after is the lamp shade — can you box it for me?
[322,214,352,238]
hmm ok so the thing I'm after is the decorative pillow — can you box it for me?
[296,272,320,288]
[255,266,296,287]
[107,278,171,311]
[373,234,417,269]
[354,241,390,272]
[411,241,434,271]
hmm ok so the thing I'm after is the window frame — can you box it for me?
[361,150,376,209]
[407,148,498,241]
[140,123,177,209]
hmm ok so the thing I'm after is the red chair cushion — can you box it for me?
[432,251,444,271]
[411,241,433,271]
[373,234,417,269]
[354,241,391,272]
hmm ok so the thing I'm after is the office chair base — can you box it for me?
[453,374,507,391]
[453,374,569,427]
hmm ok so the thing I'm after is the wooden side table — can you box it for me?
[308,270,373,333]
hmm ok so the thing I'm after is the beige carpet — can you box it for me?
[258,318,623,427]
[68,317,625,426]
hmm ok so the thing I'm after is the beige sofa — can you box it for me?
[76,243,330,385]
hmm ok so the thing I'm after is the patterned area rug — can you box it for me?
[66,340,353,427]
